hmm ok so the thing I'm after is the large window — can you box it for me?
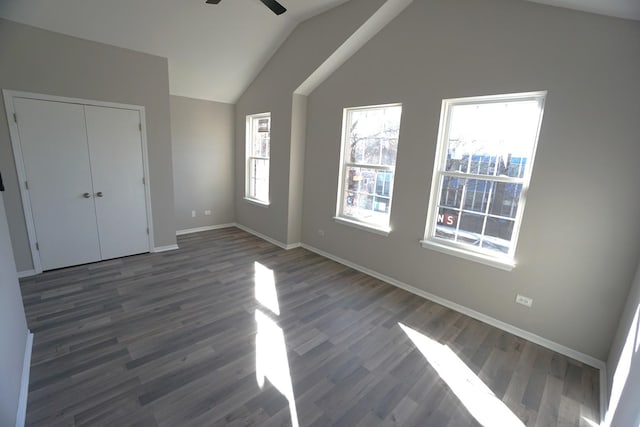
[246,113,270,205]
[336,104,402,233]
[422,92,546,270]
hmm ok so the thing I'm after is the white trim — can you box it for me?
[334,216,391,236]
[152,244,179,253]
[17,270,37,279]
[176,224,235,236]
[15,332,33,427]
[245,113,271,204]
[3,91,43,273]
[294,0,415,95]
[218,226,608,416]
[335,104,402,233]
[234,223,301,250]
[600,367,608,424]
[423,91,547,268]
[2,90,155,273]
[243,197,270,208]
[300,242,605,370]
[421,239,515,271]
[138,108,156,253]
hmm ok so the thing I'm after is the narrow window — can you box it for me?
[246,113,270,205]
[336,104,402,233]
[422,92,546,270]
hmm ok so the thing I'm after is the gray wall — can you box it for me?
[300,0,640,360]
[0,18,176,271]
[0,194,29,426]
[170,95,235,231]
[234,0,386,246]
[606,259,640,426]
[286,94,308,244]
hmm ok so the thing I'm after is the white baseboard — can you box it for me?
[300,243,606,371]
[17,270,37,279]
[15,331,33,427]
[302,243,610,418]
[234,223,301,250]
[176,224,235,236]
[152,244,179,253]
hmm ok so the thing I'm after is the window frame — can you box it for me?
[335,103,403,235]
[245,112,271,206]
[422,91,547,271]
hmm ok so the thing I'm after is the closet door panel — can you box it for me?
[84,105,149,259]
[14,98,101,270]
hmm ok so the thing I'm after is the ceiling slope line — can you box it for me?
[294,0,414,96]
[526,0,640,22]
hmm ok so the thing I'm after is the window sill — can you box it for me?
[333,216,391,236]
[244,197,270,208]
[420,239,515,271]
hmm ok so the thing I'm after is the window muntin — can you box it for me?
[337,104,402,230]
[424,92,546,265]
[246,113,270,204]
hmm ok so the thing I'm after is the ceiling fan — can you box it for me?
[205,0,287,16]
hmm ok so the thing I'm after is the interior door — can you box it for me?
[14,98,101,270]
[84,105,149,260]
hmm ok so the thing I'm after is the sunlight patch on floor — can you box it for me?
[399,322,524,427]
[582,416,601,427]
[254,261,280,315]
[254,262,299,427]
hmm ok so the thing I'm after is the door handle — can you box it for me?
[95,192,103,198]
[83,193,92,198]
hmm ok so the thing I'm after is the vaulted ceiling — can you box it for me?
[1,0,638,103]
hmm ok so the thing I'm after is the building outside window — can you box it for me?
[422,92,546,270]
[246,113,270,205]
[336,104,402,233]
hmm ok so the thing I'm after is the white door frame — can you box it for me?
[2,89,155,274]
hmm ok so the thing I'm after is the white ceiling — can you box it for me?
[0,0,350,103]
[1,0,638,103]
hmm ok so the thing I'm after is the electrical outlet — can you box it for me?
[191,210,196,218]
[515,294,533,308]
[204,210,212,216]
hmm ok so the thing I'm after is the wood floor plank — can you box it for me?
[20,227,600,426]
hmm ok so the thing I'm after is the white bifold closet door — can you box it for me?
[84,105,149,260]
[15,98,102,270]
[13,98,149,271]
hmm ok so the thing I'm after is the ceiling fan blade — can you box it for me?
[259,0,286,15]
[205,0,221,4]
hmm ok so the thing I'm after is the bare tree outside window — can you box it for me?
[337,104,402,230]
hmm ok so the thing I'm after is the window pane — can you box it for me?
[463,179,493,213]
[251,117,270,158]
[246,113,270,202]
[342,166,393,227]
[346,105,401,166]
[488,183,523,218]
[426,93,545,261]
[364,138,381,164]
[482,217,515,253]
[440,176,464,209]
[445,100,541,178]
[375,171,393,197]
[249,158,269,202]
[459,212,483,239]
[381,138,398,167]
[435,207,459,232]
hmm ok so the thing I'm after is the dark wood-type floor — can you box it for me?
[20,227,600,426]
